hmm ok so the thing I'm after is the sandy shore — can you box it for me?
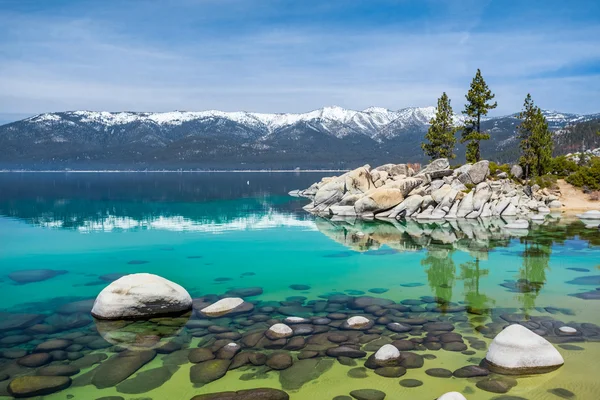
[557,179,599,212]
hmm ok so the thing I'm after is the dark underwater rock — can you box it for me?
[191,388,289,399]
[190,359,231,385]
[8,376,71,398]
[92,350,156,388]
[8,269,67,284]
[280,358,334,390]
[349,389,386,400]
[116,365,178,394]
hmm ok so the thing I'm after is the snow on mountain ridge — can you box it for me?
[20,107,596,142]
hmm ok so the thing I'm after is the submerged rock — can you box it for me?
[484,324,564,374]
[8,269,67,284]
[200,297,245,317]
[91,273,192,320]
[349,388,386,400]
[190,359,231,385]
[92,350,156,388]
[191,388,289,400]
[265,323,293,339]
[8,376,71,398]
[280,358,334,390]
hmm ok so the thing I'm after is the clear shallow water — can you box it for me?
[0,173,599,400]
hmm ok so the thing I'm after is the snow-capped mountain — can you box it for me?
[1,106,598,169]
[21,106,440,141]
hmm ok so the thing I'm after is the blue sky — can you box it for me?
[0,0,599,123]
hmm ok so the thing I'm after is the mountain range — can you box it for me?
[1,106,598,169]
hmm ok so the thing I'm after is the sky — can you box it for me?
[0,0,599,124]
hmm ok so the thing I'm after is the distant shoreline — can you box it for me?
[0,169,348,173]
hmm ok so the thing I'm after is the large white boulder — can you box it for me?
[485,324,564,374]
[354,188,404,214]
[91,273,192,320]
[200,297,244,317]
[437,393,467,400]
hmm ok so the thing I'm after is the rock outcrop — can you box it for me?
[296,159,559,221]
[91,273,192,320]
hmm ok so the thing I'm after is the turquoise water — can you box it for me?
[0,173,599,399]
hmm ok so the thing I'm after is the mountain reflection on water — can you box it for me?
[1,172,599,318]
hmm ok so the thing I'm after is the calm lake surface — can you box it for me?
[0,172,599,400]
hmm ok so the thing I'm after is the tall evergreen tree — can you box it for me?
[461,69,497,162]
[517,94,553,178]
[421,92,457,160]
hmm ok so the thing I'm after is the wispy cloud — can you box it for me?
[0,0,599,121]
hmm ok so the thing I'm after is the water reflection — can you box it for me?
[95,312,191,351]
[460,258,495,314]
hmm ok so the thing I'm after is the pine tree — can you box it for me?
[517,94,553,178]
[421,92,457,160]
[461,69,497,163]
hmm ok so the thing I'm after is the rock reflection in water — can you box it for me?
[94,312,191,351]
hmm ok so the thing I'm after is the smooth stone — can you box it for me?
[116,365,178,394]
[200,298,244,317]
[266,352,293,370]
[0,335,33,345]
[399,379,423,388]
[453,365,490,378]
[290,284,311,291]
[342,316,374,330]
[8,269,67,284]
[17,353,52,368]
[349,389,386,400]
[225,287,263,297]
[368,288,388,294]
[91,273,192,319]
[374,366,406,378]
[558,344,584,351]
[386,323,412,333]
[443,342,468,352]
[92,350,156,388]
[35,339,72,352]
[70,353,108,368]
[399,352,424,369]
[485,324,564,374]
[348,367,369,378]
[191,388,289,400]
[284,317,310,324]
[423,322,454,332]
[266,323,293,340]
[547,388,575,399]
[391,340,415,351]
[279,358,334,390]
[476,377,517,394]
[37,365,80,377]
[326,346,367,358]
[8,376,71,398]
[0,312,45,332]
[558,326,577,334]
[426,368,453,378]
[374,344,400,362]
[2,349,27,359]
[189,359,231,385]
[298,350,319,360]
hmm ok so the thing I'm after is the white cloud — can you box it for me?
[0,6,599,119]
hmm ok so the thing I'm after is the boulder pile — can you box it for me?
[294,159,562,220]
